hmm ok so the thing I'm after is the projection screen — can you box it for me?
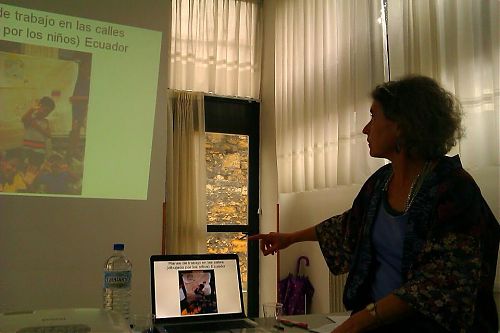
[0,3,162,200]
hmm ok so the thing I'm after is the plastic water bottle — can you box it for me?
[103,243,132,320]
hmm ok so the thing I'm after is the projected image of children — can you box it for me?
[179,270,218,316]
[0,40,91,195]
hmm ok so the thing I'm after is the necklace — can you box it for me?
[383,161,431,213]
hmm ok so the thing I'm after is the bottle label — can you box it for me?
[104,271,131,289]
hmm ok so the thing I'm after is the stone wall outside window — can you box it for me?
[206,132,249,288]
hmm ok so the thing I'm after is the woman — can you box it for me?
[250,76,499,332]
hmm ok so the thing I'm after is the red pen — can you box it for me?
[277,318,308,329]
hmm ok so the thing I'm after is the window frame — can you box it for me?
[204,95,260,318]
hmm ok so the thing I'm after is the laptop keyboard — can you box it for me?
[17,324,91,333]
[163,320,256,333]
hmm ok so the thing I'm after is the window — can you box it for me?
[204,96,259,317]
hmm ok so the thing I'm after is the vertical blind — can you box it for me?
[274,0,386,193]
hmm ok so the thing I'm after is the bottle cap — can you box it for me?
[113,243,125,251]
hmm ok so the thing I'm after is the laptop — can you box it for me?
[150,253,258,333]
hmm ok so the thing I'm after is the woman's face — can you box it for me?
[362,100,400,159]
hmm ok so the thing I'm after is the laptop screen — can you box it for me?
[151,254,245,322]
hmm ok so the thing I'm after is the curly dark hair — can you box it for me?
[371,75,464,160]
[39,96,55,112]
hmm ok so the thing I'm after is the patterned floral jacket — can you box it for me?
[316,155,499,332]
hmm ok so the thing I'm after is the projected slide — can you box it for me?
[0,4,161,199]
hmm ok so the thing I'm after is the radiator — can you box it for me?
[329,273,348,312]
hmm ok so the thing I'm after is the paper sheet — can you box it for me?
[327,315,349,325]
[308,315,349,333]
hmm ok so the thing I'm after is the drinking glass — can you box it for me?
[262,302,283,329]
[130,313,155,333]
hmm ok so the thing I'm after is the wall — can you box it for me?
[278,185,361,313]
[258,0,279,312]
[0,0,170,315]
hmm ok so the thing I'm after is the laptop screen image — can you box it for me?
[150,254,245,324]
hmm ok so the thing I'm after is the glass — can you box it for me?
[262,302,283,329]
[205,133,251,314]
[206,132,249,226]
[130,313,155,333]
[207,232,248,311]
